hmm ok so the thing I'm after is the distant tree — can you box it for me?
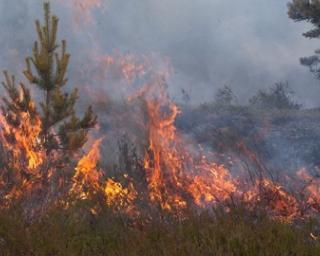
[214,85,237,108]
[288,0,320,79]
[249,82,301,110]
[181,88,191,104]
[1,3,97,173]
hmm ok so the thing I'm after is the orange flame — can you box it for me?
[297,168,320,212]
[71,138,103,199]
[0,109,43,171]
[142,78,236,212]
[245,178,299,222]
[0,47,318,223]
[105,178,137,214]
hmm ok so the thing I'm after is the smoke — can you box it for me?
[1,0,319,220]
[0,0,320,106]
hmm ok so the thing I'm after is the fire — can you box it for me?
[75,138,102,175]
[142,77,237,212]
[0,106,44,206]
[188,160,236,207]
[105,178,137,213]
[245,178,299,222]
[70,137,137,215]
[71,138,103,199]
[0,98,43,171]
[297,168,320,212]
[143,92,186,211]
[0,41,318,222]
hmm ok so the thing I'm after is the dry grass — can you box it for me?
[0,203,319,256]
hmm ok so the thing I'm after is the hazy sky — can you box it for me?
[1,0,320,107]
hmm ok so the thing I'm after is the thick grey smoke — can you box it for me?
[0,0,320,107]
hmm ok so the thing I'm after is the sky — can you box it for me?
[0,0,320,107]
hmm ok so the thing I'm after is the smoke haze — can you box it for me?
[0,0,320,107]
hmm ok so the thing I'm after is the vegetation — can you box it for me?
[208,82,301,112]
[288,0,320,39]
[249,82,301,110]
[0,2,319,256]
[0,3,97,209]
[288,0,320,79]
[2,2,97,164]
[214,85,238,109]
[0,204,319,256]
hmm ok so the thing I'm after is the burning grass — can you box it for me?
[0,40,320,227]
[0,3,319,254]
[0,79,319,254]
[0,49,320,253]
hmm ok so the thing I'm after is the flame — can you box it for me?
[71,138,103,199]
[142,78,236,212]
[104,178,137,214]
[0,112,44,207]
[245,178,299,222]
[188,160,236,207]
[71,137,138,215]
[75,138,102,175]
[297,168,320,212]
[143,94,186,210]
[0,108,43,171]
[0,46,318,223]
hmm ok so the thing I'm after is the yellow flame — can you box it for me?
[71,138,103,199]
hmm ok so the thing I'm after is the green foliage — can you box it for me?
[0,2,97,209]
[1,2,97,158]
[288,0,320,39]
[288,0,320,80]
[0,204,318,256]
[249,82,301,110]
[300,54,320,80]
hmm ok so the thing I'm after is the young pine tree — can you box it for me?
[1,2,97,174]
[288,0,320,79]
